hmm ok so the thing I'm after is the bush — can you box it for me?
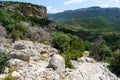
[65,55,74,69]
[70,38,85,52]
[10,24,28,41]
[4,74,17,80]
[27,16,52,26]
[108,49,120,76]
[69,50,83,60]
[64,50,82,68]
[0,52,10,73]
[53,33,71,52]
[0,9,14,27]
[62,54,74,69]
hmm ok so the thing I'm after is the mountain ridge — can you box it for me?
[48,6,120,32]
[48,6,120,20]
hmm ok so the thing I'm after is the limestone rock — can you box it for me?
[22,6,47,18]
[0,24,6,38]
[78,57,95,63]
[83,51,90,57]
[11,71,21,78]
[48,54,65,72]
[14,42,26,50]
[9,59,24,67]
[9,50,30,61]
[28,27,51,43]
[0,40,119,80]
[65,60,120,80]
[3,67,9,74]
[0,2,47,19]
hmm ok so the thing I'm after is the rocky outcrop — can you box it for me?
[0,2,47,18]
[22,6,47,18]
[66,60,120,80]
[28,27,51,42]
[9,40,56,61]
[0,40,120,80]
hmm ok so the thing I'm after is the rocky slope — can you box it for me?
[0,1,47,18]
[0,39,120,80]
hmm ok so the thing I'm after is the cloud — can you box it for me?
[100,0,120,8]
[47,6,60,13]
[64,0,85,5]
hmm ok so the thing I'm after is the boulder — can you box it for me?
[9,50,30,61]
[48,54,65,72]
[0,24,6,38]
[14,42,26,50]
[83,51,90,57]
[0,44,5,53]
[28,27,51,43]
[3,67,9,74]
[78,57,95,63]
[11,71,21,78]
[9,59,24,67]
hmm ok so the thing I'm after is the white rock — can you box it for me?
[9,50,30,61]
[65,59,120,80]
[12,71,21,77]
[83,51,90,57]
[3,67,9,74]
[48,54,65,72]
[9,59,24,67]
[14,41,26,50]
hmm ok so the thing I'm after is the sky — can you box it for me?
[2,0,120,13]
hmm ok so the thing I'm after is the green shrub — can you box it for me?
[4,74,17,80]
[0,9,13,26]
[0,52,10,73]
[44,41,50,45]
[64,50,82,68]
[64,54,74,69]
[70,38,85,52]
[27,16,52,26]
[10,24,28,41]
[108,49,120,76]
[69,50,83,60]
[53,33,71,52]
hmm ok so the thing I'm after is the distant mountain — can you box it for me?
[48,6,120,32]
[48,6,120,20]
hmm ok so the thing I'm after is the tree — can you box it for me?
[91,35,112,61]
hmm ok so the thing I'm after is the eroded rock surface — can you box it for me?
[0,40,119,80]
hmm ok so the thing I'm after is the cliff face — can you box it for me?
[22,6,47,18]
[0,1,47,18]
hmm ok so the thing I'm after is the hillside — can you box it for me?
[48,6,120,21]
[48,6,120,32]
[0,2,120,80]
[0,1,54,42]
